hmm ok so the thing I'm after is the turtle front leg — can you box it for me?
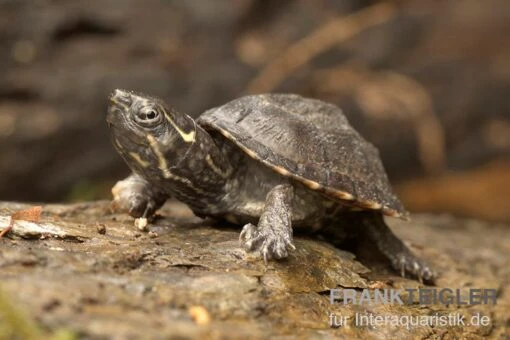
[360,212,436,283]
[240,184,296,263]
[111,173,168,230]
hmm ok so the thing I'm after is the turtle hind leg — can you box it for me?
[358,212,436,283]
[239,184,296,263]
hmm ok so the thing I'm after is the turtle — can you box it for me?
[106,89,435,282]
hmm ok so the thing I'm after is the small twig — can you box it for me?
[245,2,398,93]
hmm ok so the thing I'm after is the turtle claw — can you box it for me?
[262,248,269,265]
[239,223,259,249]
[240,222,294,263]
[392,253,436,283]
[287,241,296,251]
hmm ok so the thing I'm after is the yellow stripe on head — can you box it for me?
[129,152,150,168]
[146,134,172,178]
[162,108,196,143]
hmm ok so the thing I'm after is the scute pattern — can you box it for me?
[198,94,408,219]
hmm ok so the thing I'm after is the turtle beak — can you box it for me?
[106,103,120,126]
[107,89,132,126]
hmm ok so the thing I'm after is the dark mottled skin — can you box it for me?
[107,90,435,282]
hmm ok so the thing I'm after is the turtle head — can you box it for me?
[107,89,170,139]
[107,89,197,176]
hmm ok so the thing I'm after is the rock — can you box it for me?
[0,201,509,338]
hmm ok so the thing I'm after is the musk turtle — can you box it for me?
[107,90,435,282]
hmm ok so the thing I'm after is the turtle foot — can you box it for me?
[111,174,168,225]
[357,211,437,284]
[240,223,295,264]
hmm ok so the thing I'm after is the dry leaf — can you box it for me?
[11,206,42,222]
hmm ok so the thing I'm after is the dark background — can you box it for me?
[1,0,509,221]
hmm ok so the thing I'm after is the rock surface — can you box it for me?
[0,201,509,339]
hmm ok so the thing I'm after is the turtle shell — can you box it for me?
[198,94,408,220]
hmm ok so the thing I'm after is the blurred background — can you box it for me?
[0,0,508,222]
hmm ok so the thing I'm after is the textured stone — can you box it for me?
[0,201,508,339]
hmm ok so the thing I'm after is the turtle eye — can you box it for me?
[134,107,162,127]
[146,111,157,120]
